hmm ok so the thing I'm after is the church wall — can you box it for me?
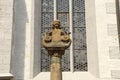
[12,0,120,80]
[30,0,41,77]
[0,0,13,79]
[85,0,99,77]
[95,0,120,79]
[0,0,119,80]
[11,0,32,80]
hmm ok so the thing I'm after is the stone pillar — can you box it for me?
[50,53,62,80]
[42,20,71,80]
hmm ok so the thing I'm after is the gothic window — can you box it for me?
[40,0,87,72]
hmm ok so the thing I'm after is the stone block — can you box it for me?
[111,70,120,79]
[105,2,116,14]
[0,65,9,73]
[109,46,120,59]
[0,0,13,74]
[2,55,10,65]
[0,56,3,65]
[107,24,118,36]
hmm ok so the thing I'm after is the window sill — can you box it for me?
[0,73,13,79]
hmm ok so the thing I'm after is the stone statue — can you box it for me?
[42,20,71,54]
[42,20,71,80]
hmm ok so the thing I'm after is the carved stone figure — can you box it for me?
[42,20,71,80]
[42,20,71,53]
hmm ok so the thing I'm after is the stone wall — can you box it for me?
[95,0,120,79]
[11,0,32,80]
[0,0,120,80]
[0,0,13,78]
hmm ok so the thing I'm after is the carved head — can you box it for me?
[52,20,61,29]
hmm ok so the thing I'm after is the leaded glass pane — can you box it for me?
[74,50,87,71]
[41,49,50,72]
[73,28,87,71]
[41,0,87,72]
[73,0,87,71]
[62,49,70,71]
[57,1,70,71]
[42,0,53,12]
[41,0,54,72]
[57,0,69,12]
[73,28,86,49]
[58,13,69,27]
[73,0,85,12]
[41,0,70,72]
[41,13,53,27]
[73,13,85,27]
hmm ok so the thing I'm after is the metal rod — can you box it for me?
[54,0,57,20]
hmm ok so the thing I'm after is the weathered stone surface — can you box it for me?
[42,20,71,80]
[0,0,120,80]
[109,46,120,59]
[106,2,116,14]
[111,70,120,79]
[107,24,118,36]
[0,0,13,74]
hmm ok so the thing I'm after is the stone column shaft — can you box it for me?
[42,20,71,80]
[50,55,62,80]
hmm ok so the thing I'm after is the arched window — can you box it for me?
[40,0,87,72]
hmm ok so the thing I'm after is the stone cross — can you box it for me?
[42,20,71,80]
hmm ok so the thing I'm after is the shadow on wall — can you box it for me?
[11,0,28,80]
